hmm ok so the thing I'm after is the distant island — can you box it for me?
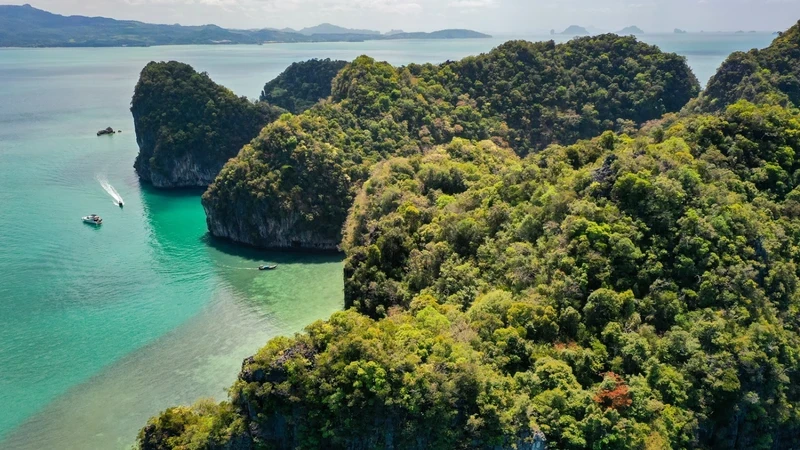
[0,4,490,47]
[292,23,381,36]
[560,25,590,35]
[616,26,644,35]
[384,29,489,40]
[675,28,688,34]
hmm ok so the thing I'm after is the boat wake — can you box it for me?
[97,176,124,206]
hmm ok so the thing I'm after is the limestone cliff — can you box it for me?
[201,115,353,251]
[131,61,283,188]
[203,204,343,251]
[201,36,700,251]
[132,131,229,188]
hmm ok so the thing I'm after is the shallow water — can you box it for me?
[0,32,776,449]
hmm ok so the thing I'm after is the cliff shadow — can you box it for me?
[138,183,207,198]
[201,233,344,266]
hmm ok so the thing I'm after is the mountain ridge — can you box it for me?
[0,4,490,47]
[296,23,381,36]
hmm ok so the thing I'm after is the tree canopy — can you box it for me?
[697,20,800,111]
[260,58,348,114]
[132,61,283,187]
[135,27,800,450]
[203,35,699,248]
[143,102,800,449]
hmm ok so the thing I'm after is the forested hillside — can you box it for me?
[203,35,699,250]
[131,61,284,187]
[137,25,800,450]
[260,59,348,114]
[141,102,800,450]
[698,20,800,111]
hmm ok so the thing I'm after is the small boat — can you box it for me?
[118,200,124,207]
[82,214,103,226]
[258,265,277,271]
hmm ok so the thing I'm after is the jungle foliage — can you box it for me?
[203,35,699,247]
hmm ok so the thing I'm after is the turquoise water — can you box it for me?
[0,33,776,449]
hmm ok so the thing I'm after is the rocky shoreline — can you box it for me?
[203,204,342,252]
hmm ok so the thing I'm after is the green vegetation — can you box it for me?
[435,37,699,154]
[142,101,800,450]
[260,59,348,114]
[202,112,357,249]
[697,21,800,111]
[132,61,283,187]
[340,102,800,448]
[138,24,800,450]
[203,36,699,248]
[139,307,545,450]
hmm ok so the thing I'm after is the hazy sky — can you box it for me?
[8,0,800,33]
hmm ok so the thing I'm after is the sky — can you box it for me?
[7,0,800,34]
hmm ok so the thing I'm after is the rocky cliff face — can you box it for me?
[203,204,342,251]
[136,153,224,188]
[131,61,283,188]
[200,116,354,252]
[132,121,227,188]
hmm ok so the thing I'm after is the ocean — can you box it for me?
[0,32,775,449]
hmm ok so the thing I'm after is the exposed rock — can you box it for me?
[131,61,283,188]
[204,205,342,251]
[135,151,224,188]
[204,37,699,251]
[96,127,115,136]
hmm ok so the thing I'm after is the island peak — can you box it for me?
[560,25,590,35]
[617,25,644,34]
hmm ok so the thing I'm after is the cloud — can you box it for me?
[318,0,424,14]
[132,0,425,14]
[124,0,238,4]
[448,0,495,7]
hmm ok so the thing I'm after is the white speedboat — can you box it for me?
[82,214,103,225]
